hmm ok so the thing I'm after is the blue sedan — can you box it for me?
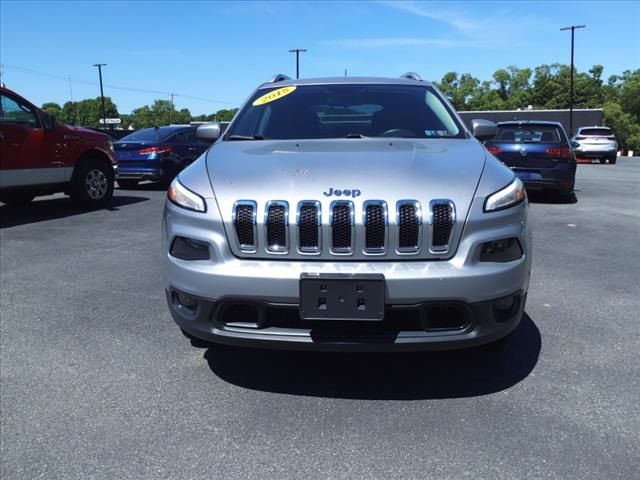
[114,126,211,188]
[483,121,577,201]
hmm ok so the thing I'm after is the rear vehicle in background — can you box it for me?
[484,121,576,201]
[571,126,618,164]
[114,126,211,188]
[0,86,116,208]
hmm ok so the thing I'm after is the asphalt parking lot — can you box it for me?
[1,158,639,480]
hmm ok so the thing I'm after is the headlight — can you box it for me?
[484,177,526,212]
[168,178,207,212]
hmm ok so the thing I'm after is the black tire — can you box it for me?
[600,157,607,164]
[70,158,114,209]
[609,155,617,165]
[117,179,139,189]
[1,193,35,207]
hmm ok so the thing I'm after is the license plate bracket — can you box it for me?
[299,273,385,321]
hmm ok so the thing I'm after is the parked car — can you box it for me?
[483,121,576,201]
[162,73,532,352]
[571,126,618,164]
[114,125,211,188]
[0,86,116,208]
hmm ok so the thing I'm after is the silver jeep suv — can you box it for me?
[162,73,532,351]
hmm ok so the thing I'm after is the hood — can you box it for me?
[206,138,486,222]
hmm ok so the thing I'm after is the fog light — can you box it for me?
[174,292,198,313]
[170,236,210,261]
[494,296,514,310]
[480,238,523,262]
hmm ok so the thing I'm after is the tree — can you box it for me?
[41,102,63,119]
[603,101,640,151]
[619,69,640,122]
[129,100,192,129]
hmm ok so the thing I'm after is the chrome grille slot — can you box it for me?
[397,200,422,253]
[233,201,257,252]
[364,200,387,254]
[330,201,354,254]
[297,201,321,253]
[430,200,455,251]
[265,201,288,253]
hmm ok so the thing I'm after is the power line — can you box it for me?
[2,63,240,105]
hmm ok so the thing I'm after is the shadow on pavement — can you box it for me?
[0,195,149,228]
[527,190,578,205]
[204,313,541,400]
[118,181,168,192]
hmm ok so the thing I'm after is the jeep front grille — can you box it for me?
[397,201,422,253]
[233,201,257,252]
[265,201,288,253]
[364,201,387,254]
[297,201,321,253]
[430,200,455,251]
[330,201,354,254]
[230,199,455,257]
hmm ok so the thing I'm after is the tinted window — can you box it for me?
[175,130,198,143]
[580,128,612,136]
[495,125,565,144]
[227,84,463,140]
[119,127,178,142]
[0,94,39,127]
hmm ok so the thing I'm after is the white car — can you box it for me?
[572,126,618,164]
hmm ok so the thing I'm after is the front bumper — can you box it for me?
[167,288,526,351]
[163,196,532,351]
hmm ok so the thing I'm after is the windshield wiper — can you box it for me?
[227,134,265,141]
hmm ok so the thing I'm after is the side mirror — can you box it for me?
[471,119,497,142]
[42,112,56,131]
[197,122,228,142]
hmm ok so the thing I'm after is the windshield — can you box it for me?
[579,128,612,136]
[226,84,464,140]
[494,124,565,144]
[119,127,177,142]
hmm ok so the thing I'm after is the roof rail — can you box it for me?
[269,74,292,83]
[400,72,422,81]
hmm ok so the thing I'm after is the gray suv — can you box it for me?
[162,73,532,351]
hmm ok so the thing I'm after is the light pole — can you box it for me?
[92,63,107,128]
[560,25,586,137]
[288,49,307,79]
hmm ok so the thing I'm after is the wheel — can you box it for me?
[70,158,114,209]
[609,155,617,165]
[117,179,139,189]
[600,157,607,164]
[1,193,35,206]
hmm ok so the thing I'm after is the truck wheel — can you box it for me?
[117,179,139,189]
[70,158,114,209]
[1,193,35,207]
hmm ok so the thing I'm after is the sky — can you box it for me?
[1,0,639,116]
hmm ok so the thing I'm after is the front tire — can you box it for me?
[70,158,114,209]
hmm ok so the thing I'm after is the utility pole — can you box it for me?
[288,48,307,79]
[92,63,107,128]
[560,25,586,137]
[169,93,177,124]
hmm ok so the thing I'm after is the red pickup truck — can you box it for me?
[0,85,117,208]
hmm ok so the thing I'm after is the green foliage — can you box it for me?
[434,65,639,151]
[603,101,640,151]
